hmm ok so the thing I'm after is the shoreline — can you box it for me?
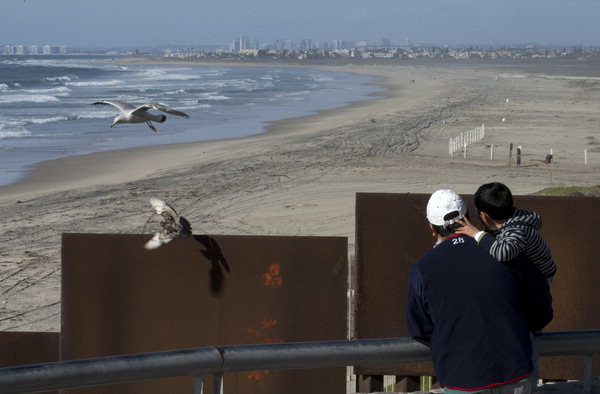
[0,63,391,202]
[0,62,599,331]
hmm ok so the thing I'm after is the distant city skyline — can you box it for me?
[1,0,599,48]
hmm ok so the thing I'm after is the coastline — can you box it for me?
[0,62,599,331]
[0,63,391,201]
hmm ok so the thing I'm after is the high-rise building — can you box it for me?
[232,36,249,52]
[300,39,313,51]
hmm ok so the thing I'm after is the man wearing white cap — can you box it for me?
[406,189,553,393]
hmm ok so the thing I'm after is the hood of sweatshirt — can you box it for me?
[504,208,542,230]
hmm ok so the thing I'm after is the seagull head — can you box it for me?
[110,115,126,128]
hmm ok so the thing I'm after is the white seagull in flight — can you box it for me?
[93,100,190,132]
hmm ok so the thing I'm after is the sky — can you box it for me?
[1,0,599,48]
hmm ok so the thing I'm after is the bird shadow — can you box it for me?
[192,235,231,296]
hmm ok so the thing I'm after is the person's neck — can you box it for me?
[488,219,506,231]
[436,233,460,244]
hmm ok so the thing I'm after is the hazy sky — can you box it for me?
[2,0,598,48]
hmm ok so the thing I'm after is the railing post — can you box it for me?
[583,355,593,394]
[193,375,203,394]
[213,373,223,394]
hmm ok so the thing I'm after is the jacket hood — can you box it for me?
[504,208,542,230]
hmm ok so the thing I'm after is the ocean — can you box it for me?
[0,55,381,186]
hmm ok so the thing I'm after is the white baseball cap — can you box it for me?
[426,189,467,226]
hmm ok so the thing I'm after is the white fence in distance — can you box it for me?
[449,124,485,157]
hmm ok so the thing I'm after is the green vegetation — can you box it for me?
[534,185,600,196]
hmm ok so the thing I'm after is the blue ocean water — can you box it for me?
[0,55,381,186]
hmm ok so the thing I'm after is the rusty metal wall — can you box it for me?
[0,332,60,394]
[61,233,347,394]
[0,331,59,367]
[355,192,600,380]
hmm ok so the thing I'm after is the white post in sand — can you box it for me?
[464,142,467,158]
[585,149,588,165]
[490,144,494,160]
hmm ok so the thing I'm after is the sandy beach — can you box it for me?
[0,61,599,333]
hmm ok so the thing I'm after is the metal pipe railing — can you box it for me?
[0,331,598,394]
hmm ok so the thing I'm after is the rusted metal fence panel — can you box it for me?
[0,332,59,368]
[355,193,600,380]
[61,233,348,394]
[0,332,60,394]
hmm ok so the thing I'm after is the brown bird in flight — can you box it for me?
[144,197,192,250]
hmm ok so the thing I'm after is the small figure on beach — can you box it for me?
[144,197,192,250]
[93,100,190,132]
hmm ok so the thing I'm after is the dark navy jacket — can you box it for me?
[406,234,553,391]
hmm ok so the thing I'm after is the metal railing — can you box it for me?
[0,330,598,394]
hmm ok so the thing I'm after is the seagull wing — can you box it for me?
[145,103,191,118]
[145,197,181,249]
[178,216,193,239]
[93,100,137,113]
[149,197,179,217]
[144,230,174,250]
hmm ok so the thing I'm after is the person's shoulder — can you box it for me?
[439,234,476,247]
[426,235,478,258]
[508,207,543,229]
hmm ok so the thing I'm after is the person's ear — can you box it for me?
[429,223,436,237]
[479,211,492,227]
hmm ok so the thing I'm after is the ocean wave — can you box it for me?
[0,84,8,92]
[46,74,79,82]
[77,111,116,120]
[20,58,98,69]
[274,90,311,98]
[199,78,265,92]
[180,100,212,109]
[28,116,69,125]
[23,86,72,96]
[113,95,144,103]
[0,126,31,140]
[0,94,60,104]
[198,92,230,101]
[1,114,80,130]
[309,75,335,82]
[137,69,199,81]
[198,70,228,77]
[65,79,124,87]
[226,78,265,91]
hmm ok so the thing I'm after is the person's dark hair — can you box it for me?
[474,182,514,220]
[432,224,452,237]
[431,210,464,237]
